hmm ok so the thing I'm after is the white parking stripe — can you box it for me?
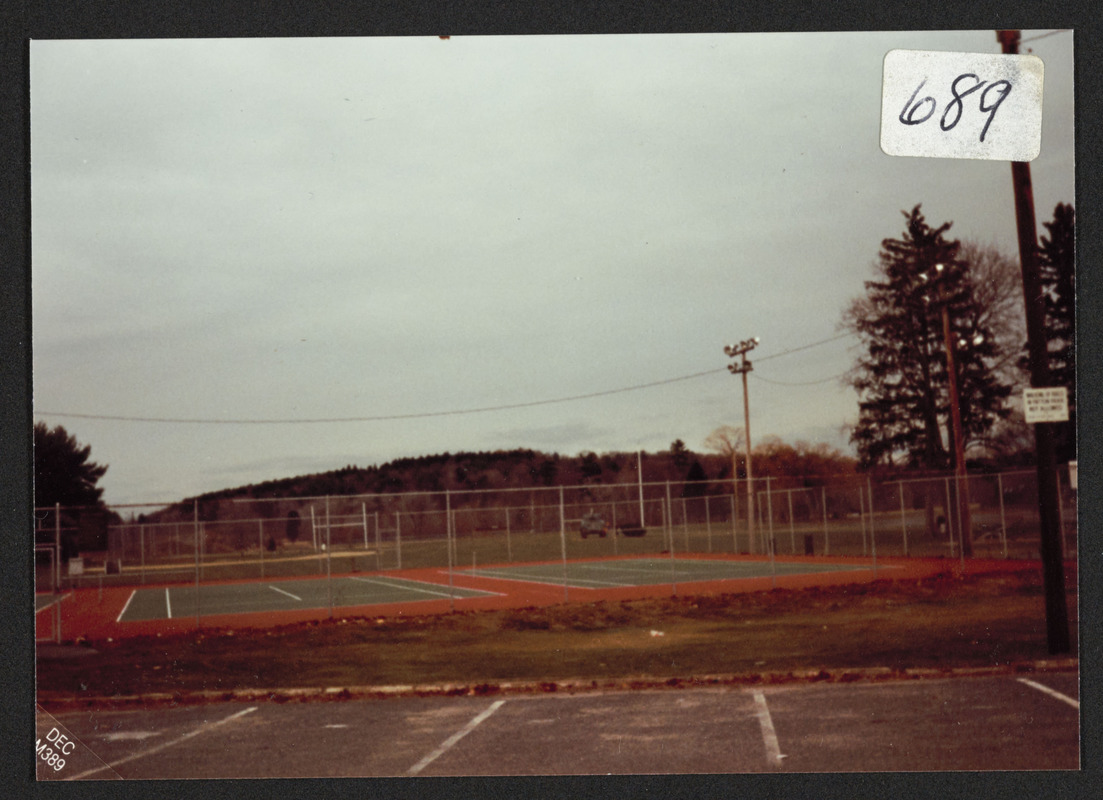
[408,700,506,775]
[752,691,785,767]
[65,706,258,780]
[1018,678,1079,710]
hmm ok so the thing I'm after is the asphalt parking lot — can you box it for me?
[36,672,1078,779]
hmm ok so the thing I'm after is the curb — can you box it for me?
[37,658,1078,710]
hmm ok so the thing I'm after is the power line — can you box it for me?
[1020,30,1070,44]
[753,372,845,387]
[37,332,855,425]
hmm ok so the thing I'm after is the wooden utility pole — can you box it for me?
[997,29,1070,654]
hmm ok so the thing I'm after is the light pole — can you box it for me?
[922,264,974,557]
[725,337,759,553]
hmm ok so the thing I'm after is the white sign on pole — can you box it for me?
[1023,387,1069,423]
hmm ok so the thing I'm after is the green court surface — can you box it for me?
[117,575,499,622]
[461,556,879,589]
[35,593,68,612]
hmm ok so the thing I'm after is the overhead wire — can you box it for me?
[37,332,856,425]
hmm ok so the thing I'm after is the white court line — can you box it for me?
[752,691,786,768]
[165,588,172,619]
[349,575,464,600]
[115,590,137,623]
[348,574,504,598]
[408,700,506,775]
[456,567,627,589]
[268,585,303,601]
[66,706,258,780]
[35,592,73,614]
[1018,678,1080,710]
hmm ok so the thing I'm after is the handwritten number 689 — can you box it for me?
[898,74,1013,142]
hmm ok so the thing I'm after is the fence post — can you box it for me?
[505,506,512,562]
[446,490,454,611]
[955,476,965,569]
[194,500,200,628]
[559,486,568,602]
[898,482,908,558]
[140,523,146,584]
[1055,468,1066,559]
[681,496,689,552]
[664,482,677,595]
[944,478,956,558]
[766,477,775,556]
[731,494,738,553]
[325,495,333,618]
[822,486,830,556]
[705,496,713,553]
[259,518,265,579]
[396,511,403,570]
[787,489,795,554]
[374,511,381,571]
[54,503,61,591]
[997,473,1008,558]
[868,477,877,576]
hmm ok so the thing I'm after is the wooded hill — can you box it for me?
[144,439,857,523]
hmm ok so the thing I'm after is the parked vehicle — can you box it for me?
[580,511,608,538]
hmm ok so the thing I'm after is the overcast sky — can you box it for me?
[30,31,1075,507]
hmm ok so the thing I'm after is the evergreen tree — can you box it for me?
[842,206,1011,469]
[1037,203,1076,462]
[33,422,108,508]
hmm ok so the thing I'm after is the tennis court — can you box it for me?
[117,574,500,623]
[460,556,884,590]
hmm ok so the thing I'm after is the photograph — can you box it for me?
[30,29,1078,780]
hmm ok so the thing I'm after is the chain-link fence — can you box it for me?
[36,466,1076,599]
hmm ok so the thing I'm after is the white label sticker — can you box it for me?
[1023,387,1069,423]
[881,49,1044,161]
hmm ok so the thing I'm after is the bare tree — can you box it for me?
[957,240,1028,392]
[703,425,746,488]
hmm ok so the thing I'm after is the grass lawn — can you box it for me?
[36,566,1076,707]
